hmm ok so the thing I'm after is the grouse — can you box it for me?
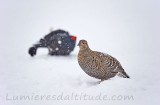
[28,29,76,57]
[78,40,130,82]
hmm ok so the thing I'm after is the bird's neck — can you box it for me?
[79,47,91,53]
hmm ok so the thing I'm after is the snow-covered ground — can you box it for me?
[0,0,160,105]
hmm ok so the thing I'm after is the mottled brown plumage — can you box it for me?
[78,40,129,81]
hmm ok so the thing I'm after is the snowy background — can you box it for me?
[0,0,160,105]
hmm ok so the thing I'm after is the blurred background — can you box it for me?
[0,0,160,105]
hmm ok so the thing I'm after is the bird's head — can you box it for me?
[70,36,77,41]
[77,40,90,50]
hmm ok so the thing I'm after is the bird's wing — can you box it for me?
[88,51,107,72]
[94,51,123,71]
[108,55,126,74]
[92,51,129,78]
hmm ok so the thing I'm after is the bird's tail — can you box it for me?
[118,71,130,78]
[28,38,47,57]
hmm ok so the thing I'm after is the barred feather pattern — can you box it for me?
[78,42,129,80]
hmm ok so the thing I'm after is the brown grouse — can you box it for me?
[78,40,130,82]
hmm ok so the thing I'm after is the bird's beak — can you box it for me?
[77,42,80,46]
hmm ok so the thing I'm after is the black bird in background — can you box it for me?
[28,29,77,57]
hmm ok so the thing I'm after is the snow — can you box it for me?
[0,0,160,105]
[55,47,59,51]
[58,40,62,44]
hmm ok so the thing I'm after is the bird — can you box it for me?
[28,29,76,57]
[77,39,130,82]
